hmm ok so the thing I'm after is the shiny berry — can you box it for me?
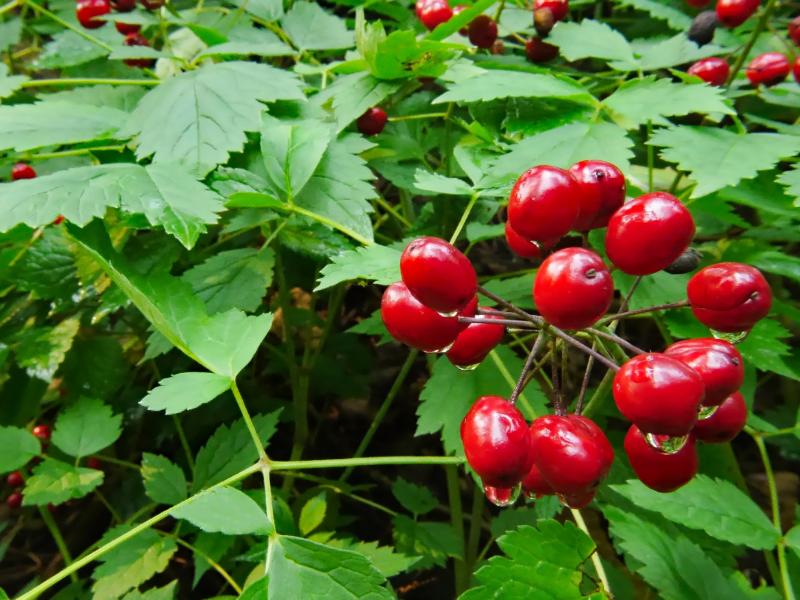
[716,0,759,28]
[400,237,477,314]
[32,424,51,442]
[521,463,554,498]
[508,166,580,242]
[447,314,505,368]
[11,163,36,181]
[461,396,534,488]
[614,353,705,436]
[357,107,388,136]
[605,192,695,275]
[561,488,595,509]
[6,471,23,488]
[504,222,556,259]
[688,57,729,86]
[468,15,497,49]
[115,20,140,34]
[76,0,111,29]
[692,391,747,443]
[789,16,800,46]
[139,0,164,9]
[416,0,452,30]
[529,415,614,495]
[688,11,718,45]
[534,248,613,330]
[534,0,568,22]
[6,491,22,509]
[746,52,790,87]
[111,0,136,10]
[687,262,771,332]
[568,160,626,231]
[525,37,558,62]
[665,338,743,406]
[624,425,698,492]
[381,282,472,353]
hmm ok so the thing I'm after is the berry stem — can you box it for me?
[588,327,646,355]
[726,0,781,88]
[574,343,596,415]
[619,275,642,314]
[571,509,613,597]
[476,285,540,324]
[509,328,548,405]
[596,299,689,324]
[458,315,538,329]
[38,505,78,583]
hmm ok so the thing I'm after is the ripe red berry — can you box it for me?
[123,32,155,68]
[139,0,164,9]
[624,425,698,492]
[686,0,711,6]
[6,471,23,488]
[357,107,388,136]
[746,52,790,87]
[534,248,613,330]
[561,488,595,509]
[687,262,771,332]
[32,424,51,442]
[52,215,65,226]
[521,463,554,498]
[6,491,22,509]
[446,315,505,368]
[415,0,453,30]
[715,0,759,28]
[534,0,568,22]
[468,15,498,49]
[507,166,580,242]
[528,415,614,495]
[461,396,533,488]
[525,37,558,63]
[111,0,136,10]
[76,0,111,29]
[614,353,705,436]
[11,163,36,181]
[665,338,743,407]
[483,485,519,507]
[605,192,695,275]
[568,160,626,231]
[400,237,477,314]
[794,57,800,83]
[381,282,473,353]
[789,16,800,46]
[692,391,747,443]
[115,20,140,34]
[687,57,730,86]
[505,221,541,259]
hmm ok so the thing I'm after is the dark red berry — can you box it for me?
[111,0,136,10]
[686,0,711,6]
[692,391,747,443]
[561,488,595,509]
[525,37,558,62]
[415,0,452,30]
[665,338,743,406]
[115,20,140,34]
[461,396,534,488]
[614,353,705,436]
[715,0,759,28]
[356,107,388,136]
[688,57,729,86]
[139,0,164,9]
[664,247,702,275]
[568,160,626,231]
[32,424,51,442]
[52,215,65,226]
[446,314,505,368]
[789,16,800,46]
[746,52,790,87]
[534,0,568,22]
[6,471,23,488]
[123,32,155,68]
[688,11,718,45]
[507,166,580,242]
[11,163,36,180]
[6,491,22,509]
[468,15,498,49]
[534,248,613,330]
[76,0,111,29]
[521,463,554,499]
[794,57,800,83]
[400,237,477,314]
[687,262,771,332]
[625,425,698,492]
[87,457,103,470]
[605,192,695,276]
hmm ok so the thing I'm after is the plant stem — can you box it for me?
[465,485,484,571]
[575,344,596,415]
[646,121,654,192]
[459,315,537,329]
[588,327,645,355]
[21,78,159,88]
[450,193,480,244]
[230,380,266,461]
[38,506,78,583]
[0,0,18,15]
[446,464,468,596]
[509,329,548,405]
[172,415,195,474]
[571,509,612,597]
[619,276,642,313]
[489,349,536,417]
[596,300,689,324]
[23,145,128,160]
[387,112,448,122]
[726,0,781,87]
[174,537,242,594]
[271,455,464,471]
[289,204,373,246]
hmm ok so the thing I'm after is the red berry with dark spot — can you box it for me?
[115,20,140,34]
[534,248,613,330]
[665,338,743,407]
[746,52,790,87]
[568,160,626,231]
[123,32,155,68]
[507,166,580,242]
[525,37,558,62]
[789,16,800,46]
[76,0,111,29]
[400,237,477,314]
[468,15,498,49]
[111,0,136,10]
[6,491,22,509]
[461,396,534,488]
[6,471,23,488]
[11,163,36,180]
[357,107,388,136]
[715,0,759,28]
[534,0,568,22]
[692,391,747,443]
[625,425,698,492]
[688,57,730,86]
[32,424,51,442]
[446,314,505,368]
[688,262,771,333]
[521,463,554,498]
[415,0,453,30]
[605,192,695,275]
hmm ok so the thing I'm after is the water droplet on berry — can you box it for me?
[455,362,480,371]
[425,340,456,354]
[697,404,719,420]
[484,483,521,507]
[710,329,749,344]
[645,432,689,454]
[436,308,459,318]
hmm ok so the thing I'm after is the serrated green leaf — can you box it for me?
[326,538,419,578]
[786,525,800,558]
[615,0,691,30]
[23,459,104,505]
[315,244,401,291]
[312,72,400,132]
[549,20,636,67]
[0,64,28,99]
[140,372,231,414]
[634,36,723,72]
[0,19,22,53]
[0,426,40,473]
[172,486,271,535]
[36,29,113,69]
[299,492,327,535]
[10,228,78,300]
[121,581,177,600]
[51,397,122,457]
[281,2,353,50]
[141,453,188,505]
[14,317,79,381]
[361,26,456,80]
[393,515,462,568]
[391,477,437,516]
[737,320,799,381]
[192,531,235,588]
[777,165,800,202]
[433,70,594,105]
[413,169,473,195]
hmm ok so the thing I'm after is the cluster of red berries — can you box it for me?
[76,0,160,67]
[415,0,500,51]
[525,0,568,63]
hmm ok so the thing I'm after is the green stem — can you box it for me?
[387,112,448,122]
[726,0,781,87]
[174,537,242,594]
[38,506,78,583]
[91,454,140,470]
[271,456,464,471]
[0,0,18,15]
[23,145,127,161]
[446,464,468,596]
[449,193,479,244]
[465,484,484,572]
[172,415,195,474]
[20,78,159,88]
[22,0,114,52]
[263,464,277,575]
[289,204,373,246]
[489,349,536,417]
[571,509,612,597]
[230,380,266,461]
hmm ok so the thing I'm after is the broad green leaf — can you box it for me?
[393,515,462,567]
[51,397,122,458]
[10,228,78,300]
[614,270,690,311]
[281,2,353,50]
[197,39,293,58]
[23,458,104,505]
[299,492,327,535]
[121,581,177,600]
[122,61,305,175]
[226,0,283,22]
[326,538,419,578]
[650,127,800,198]
[0,19,22,53]
[634,36,724,72]
[13,317,79,381]
[391,477,437,516]
[615,0,692,30]
[413,169,473,195]
[312,72,400,132]
[40,84,147,111]
[433,70,594,105]
[35,29,113,68]
[482,274,536,309]
[192,532,236,587]
[140,372,232,414]
[461,521,595,600]
[172,486,271,535]
[0,64,28,99]
[777,165,800,202]
[737,320,799,381]
[787,525,800,559]
[0,427,40,473]
[361,26,457,80]
[315,244,401,291]
[141,453,188,505]
[548,20,636,67]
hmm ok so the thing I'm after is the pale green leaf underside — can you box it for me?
[434,70,594,105]
[0,426,40,473]
[172,486,271,535]
[52,397,122,457]
[141,452,188,505]
[140,372,232,414]
[23,459,104,505]
[316,244,401,291]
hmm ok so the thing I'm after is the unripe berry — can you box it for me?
[446,314,505,368]
[76,0,111,29]
[664,247,702,275]
[468,15,498,49]
[746,52,790,87]
[687,262,771,332]
[688,57,729,86]
[692,391,747,443]
[533,8,555,37]
[624,425,698,492]
[507,166,580,242]
[568,160,626,231]
[715,0,759,28]
[11,163,36,181]
[665,338,743,407]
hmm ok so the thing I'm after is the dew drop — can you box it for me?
[697,404,719,420]
[710,329,749,344]
[484,483,521,507]
[645,432,689,454]
[455,362,480,371]
[424,340,456,354]
[437,308,459,318]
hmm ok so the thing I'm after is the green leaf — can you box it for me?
[182,248,275,314]
[0,19,22,53]
[121,581,177,600]
[10,228,78,300]
[649,127,800,198]
[461,521,595,600]
[13,317,80,381]
[413,169,473,195]
[786,525,800,559]
[392,477,437,516]
[326,538,419,578]
[359,21,456,80]
[23,459,104,505]
[140,372,232,414]
[192,532,235,587]
[51,397,122,458]
[615,0,692,30]
[315,244,401,291]
[737,320,799,381]
[299,492,327,535]
[312,72,400,132]
[393,515,462,567]
[226,0,283,22]
[0,64,28,99]
[548,20,636,67]
[122,61,305,176]
[172,486,271,535]
[777,165,800,201]
[433,70,594,105]
[36,29,112,69]
[141,453,188,505]
[281,2,353,50]
[635,36,723,72]
[0,426,40,474]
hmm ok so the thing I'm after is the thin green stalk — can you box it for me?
[0,0,18,15]
[23,145,127,161]
[174,537,242,594]
[21,78,159,88]
[449,193,479,244]
[387,112,448,122]
[465,484,484,571]
[289,204,373,246]
[172,415,195,474]
[91,454,140,471]
[446,464,468,596]
[571,509,612,597]
[726,0,781,87]
[22,0,114,51]
[263,464,277,575]
[271,456,464,471]
[38,506,78,583]
[489,350,536,417]
[94,489,123,523]
[230,380,266,461]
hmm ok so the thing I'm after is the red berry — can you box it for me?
[400,237,477,314]
[534,0,568,22]
[568,160,626,231]
[789,16,800,46]
[687,57,730,86]
[692,391,747,443]
[687,262,771,332]
[664,338,743,406]
[446,314,505,368]
[521,463,554,498]
[115,20,140,34]
[715,0,759,28]
[87,457,103,470]
[605,192,695,275]
[525,37,558,63]
[139,0,164,9]
[468,15,498,49]
[746,52,790,87]
[123,32,154,68]
[111,0,136,10]
[507,166,580,242]
[624,425,698,492]
[461,396,533,488]
[415,0,452,30]
[6,491,22,509]
[561,488,595,509]
[52,215,65,226]
[357,107,388,136]
[32,424,51,442]
[614,353,705,436]
[529,415,614,495]
[686,0,711,7]
[505,221,541,259]
[11,163,36,180]
[76,0,111,29]
[534,248,613,330]
[794,57,800,83]
[6,471,23,488]
[483,485,519,507]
